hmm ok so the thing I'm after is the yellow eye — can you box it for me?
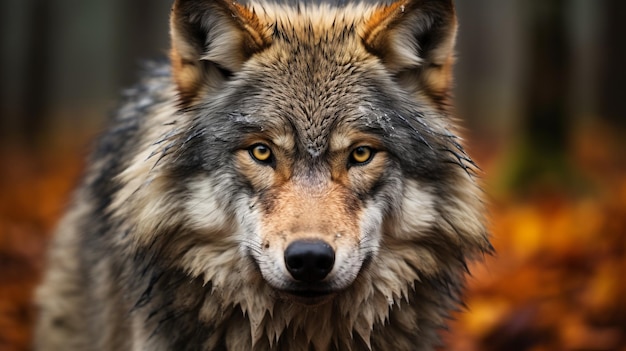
[350,146,374,164]
[250,144,273,163]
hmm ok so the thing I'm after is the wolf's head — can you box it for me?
[115,0,490,332]
[155,0,490,303]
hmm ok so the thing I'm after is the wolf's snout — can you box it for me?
[284,240,335,282]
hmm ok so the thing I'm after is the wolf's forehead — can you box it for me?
[271,120,363,157]
[251,101,378,158]
[252,70,369,157]
[240,3,387,156]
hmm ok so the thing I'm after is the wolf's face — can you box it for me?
[228,56,399,301]
[185,32,403,302]
[116,0,488,308]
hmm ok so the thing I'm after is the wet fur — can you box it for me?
[35,0,491,350]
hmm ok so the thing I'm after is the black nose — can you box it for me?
[284,240,335,283]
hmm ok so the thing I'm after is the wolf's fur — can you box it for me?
[35,0,491,350]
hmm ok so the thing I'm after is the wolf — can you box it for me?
[35,0,491,350]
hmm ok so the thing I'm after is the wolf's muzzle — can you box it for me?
[284,240,335,282]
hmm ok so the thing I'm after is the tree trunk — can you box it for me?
[504,0,580,196]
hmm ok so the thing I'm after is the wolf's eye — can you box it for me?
[349,146,374,165]
[249,144,273,164]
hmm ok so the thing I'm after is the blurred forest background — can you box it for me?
[1,1,625,350]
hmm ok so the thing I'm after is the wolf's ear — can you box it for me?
[362,0,457,104]
[170,0,272,103]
